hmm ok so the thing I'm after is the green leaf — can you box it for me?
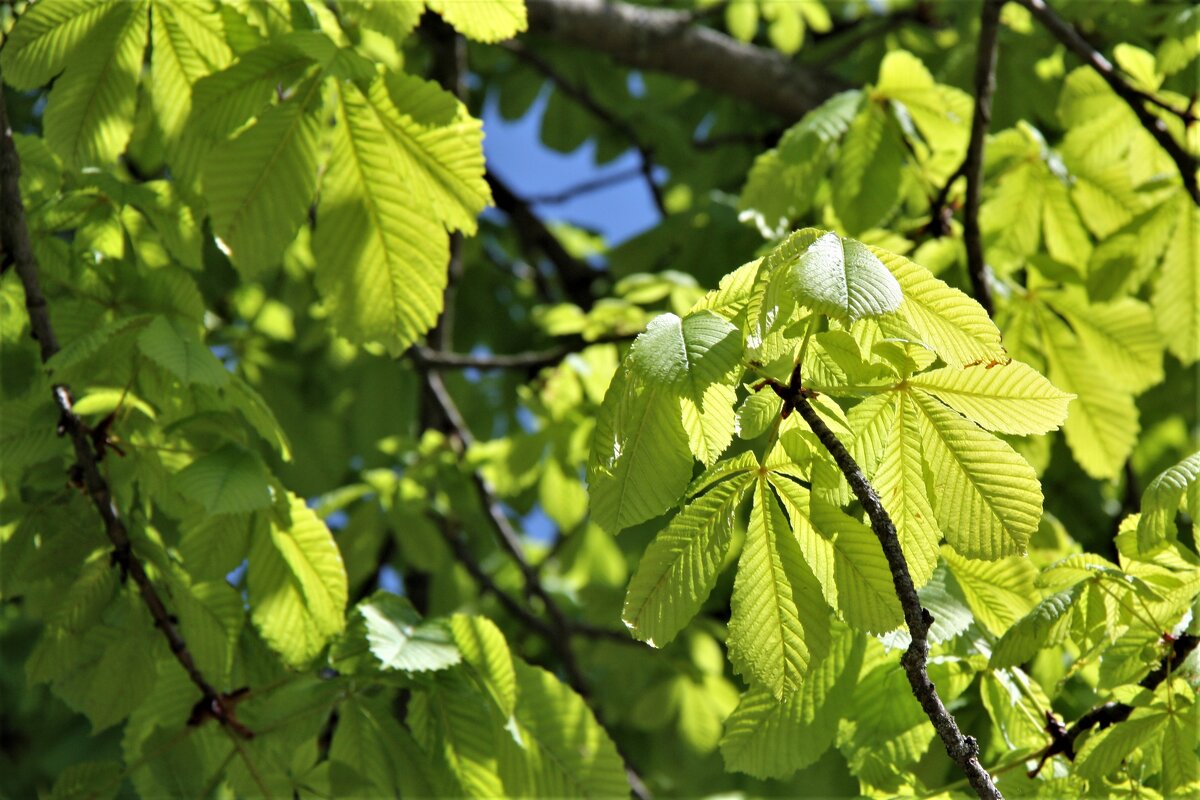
[725,0,758,42]
[1045,291,1164,394]
[248,493,348,667]
[171,445,272,514]
[449,614,516,717]
[331,696,443,798]
[204,81,322,275]
[374,73,492,234]
[874,50,971,157]
[629,310,743,389]
[148,0,232,166]
[137,316,228,386]
[873,391,940,587]
[720,623,865,779]
[786,232,903,323]
[909,360,1072,436]
[498,661,629,798]
[425,0,527,43]
[912,390,1041,560]
[727,476,830,700]
[1137,452,1200,552]
[990,586,1081,667]
[832,104,904,235]
[1075,707,1168,782]
[413,677,505,798]
[172,580,244,685]
[50,761,122,800]
[313,81,450,354]
[776,480,903,634]
[1153,199,1200,364]
[359,594,461,673]
[980,667,1056,751]
[873,247,1006,368]
[623,472,754,647]
[1041,312,1139,480]
[680,381,738,466]
[1161,705,1200,798]
[40,1,148,168]
[589,367,693,534]
[942,547,1037,637]
[0,0,124,89]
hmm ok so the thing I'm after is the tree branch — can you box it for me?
[524,0,845,120]
[422,369,651,799]
[962,0,1003,318]
[409,332,635,372]
[1015,0,1199,206]
[488,173,599,309]
[525,165,645,205]
[504,42,666,216]
[777,367,1001,800]
[0,89,249,739]
[1034,632,1199,772]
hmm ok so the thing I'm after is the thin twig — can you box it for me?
[963,0,1003,318]
[504,41,667,216]
[1032,632,1198,773]
[409,332,636,371]
[0,88,249,738]
[525,166,645,205]
[423,370,652,799]
[775,364,1001,800]
[1016,0,1199,206]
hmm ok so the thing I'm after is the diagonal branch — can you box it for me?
[504,42,666,216]
[525,165,645,205]
[1034,632,1199,772]
[776,366,1002,800]
[962,0,1003,318]
[1015,0,1199,206]
[525,0,845,119]
[0,89,249,738]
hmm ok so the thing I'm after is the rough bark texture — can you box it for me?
[526,0,845,121]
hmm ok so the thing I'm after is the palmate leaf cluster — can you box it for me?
[1,0,1199,798]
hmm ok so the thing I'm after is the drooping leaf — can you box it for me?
[623,472,754,647]
[204,80,322,275]
[313,81,450,354]
[990,586,1082,668]
[1153,198,1200,364]
[873,391,940,587]
[832,104,904,235]
[1041,312,1139,480]
[942,547,1038,637]
[41,1,148,169]
[497,661,629,798]
[720,623,864,779]
[727,477,830,700]
[248,494,348,667]
[589,367,693,535]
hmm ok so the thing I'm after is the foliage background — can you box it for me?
[0,0,1198,798]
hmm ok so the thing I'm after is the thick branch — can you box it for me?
[488,174,599,308]
[1016,0,1199,206]
[525,0,845,120]
[0,90,248,738]
[783,369,1001,800]
[962,0,1003,318]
